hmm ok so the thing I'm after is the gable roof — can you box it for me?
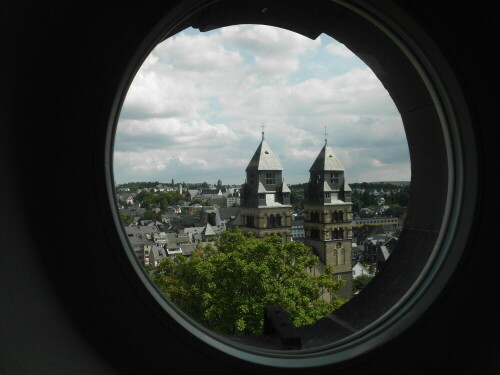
[202,223,217,236]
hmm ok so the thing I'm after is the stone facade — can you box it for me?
[304,142,354,300]
[239,134,292,242]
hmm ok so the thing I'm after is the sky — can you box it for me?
[113,25,410,185]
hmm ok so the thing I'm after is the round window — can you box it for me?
[106,0,477,369]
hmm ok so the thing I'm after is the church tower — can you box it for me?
[304,139,354,300]
[239,133,293,242]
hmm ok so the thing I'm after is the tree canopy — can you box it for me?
[353,274,374,294]
[150,228,345,335]
[134,190,184,210]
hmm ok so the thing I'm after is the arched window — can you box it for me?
[340,249,346,265]
[247,216,254,228]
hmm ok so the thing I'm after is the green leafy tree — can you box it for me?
[290,190,304,212]
[151,228,345,335]
[119,212,134,226]
[139,209,161,221]
[353,274,374,293]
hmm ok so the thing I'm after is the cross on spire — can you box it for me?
[324,126,328,145]
[261,122,265,141]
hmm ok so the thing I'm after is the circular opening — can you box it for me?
[105,0,477,369]
[114,23,409,329]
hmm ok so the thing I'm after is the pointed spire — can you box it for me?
[309,142,345,172]
[246,137,283,172]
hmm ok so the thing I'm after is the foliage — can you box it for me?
[119,212,134,226]
[290,190,304,212]
[134,190,184,211]
[151,228,345,335]
[288,183,308,191]
[138,209,161,222]
[191,199,209,206]
[116,181,161,192]
[353,274,374,293]
[351,182,410,216]
[361,262,376,274]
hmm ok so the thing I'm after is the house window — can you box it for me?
[266,173,275,185]
[330,173,339,184]
[259,194,265,200]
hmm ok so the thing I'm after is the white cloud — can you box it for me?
[117,118,237,150]
[220,25,321,58]
[154,32,244,71]
[114,25,409,184]
[325,42,356,58]
[285,147,321,160]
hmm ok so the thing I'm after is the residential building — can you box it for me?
[291,219,305,241]
[352,261,371,278]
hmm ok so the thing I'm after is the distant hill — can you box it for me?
[376,181,411,186]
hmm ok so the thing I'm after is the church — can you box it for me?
[237,133,354,299]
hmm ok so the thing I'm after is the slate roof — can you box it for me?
[377,246,391,262]
[309,143,345,172]
[202,223,216,236]
[246,140,283,171]
[199,189,222,195]
[218,207,240,221]
[125,225,160,237]
[257,181,267,193]
[151,245,167,260]
[180,243,198,256]
[128,236,145,247]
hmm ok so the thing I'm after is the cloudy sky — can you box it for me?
[113,25,410,185]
